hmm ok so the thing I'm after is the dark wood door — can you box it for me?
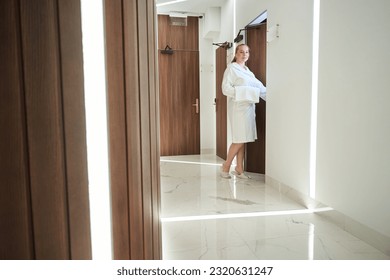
[246,23,267,174]
[215,46,227,160]
[159,50,200,156]
[158,15,200,156]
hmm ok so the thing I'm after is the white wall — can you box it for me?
[199,18,217,153]
[316,0,390,237]
[267,0,314,196]
[217,0,235,57]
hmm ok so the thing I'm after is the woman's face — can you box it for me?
[235,45,250,64]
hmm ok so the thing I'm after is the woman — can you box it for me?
[220,44,266,179]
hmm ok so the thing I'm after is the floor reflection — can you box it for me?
[160,154,388,260]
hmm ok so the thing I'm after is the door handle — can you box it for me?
[192,98,199,114]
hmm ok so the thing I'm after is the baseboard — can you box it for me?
[265,175,390,258]
[316,209,390,257]
[201,148,216,155]
[265,175,327,209]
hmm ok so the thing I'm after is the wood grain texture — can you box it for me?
[20,0,70,259]
[158,15,199,51]
[147,1,162,260]
[137,0,154,260]
[122,0,144,260]
[0,0,91,259]
[216,46,228,160]
[159,51,200,155]
[104,0,131,260]
[105,0,161,260]
[158,15,200,156]
[57,0,91,259]
[0,0,34,259]
[246,24,267,174]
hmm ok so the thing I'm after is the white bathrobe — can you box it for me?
[222,62,266,143]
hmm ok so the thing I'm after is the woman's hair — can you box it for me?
[231,44,250,63]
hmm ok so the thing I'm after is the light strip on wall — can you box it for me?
[310,0,320,199]
[81,0,112,260]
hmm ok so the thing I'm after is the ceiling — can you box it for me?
[156,0,226,15]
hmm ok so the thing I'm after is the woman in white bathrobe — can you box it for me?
[220,44,266,179]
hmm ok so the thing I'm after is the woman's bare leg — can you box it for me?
[222,143,244,172]
[235,144,245,174]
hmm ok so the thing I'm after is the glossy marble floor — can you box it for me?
[160,154,389,260]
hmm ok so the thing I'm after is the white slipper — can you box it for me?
[231,170,251,179]
[220,166,231,179]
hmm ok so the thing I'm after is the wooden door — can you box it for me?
[246,23,267,174]
[158,15,200,156]
[215,46,228,160]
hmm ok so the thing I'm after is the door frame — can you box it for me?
[215,45,228,160]
[104,0,161,260]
